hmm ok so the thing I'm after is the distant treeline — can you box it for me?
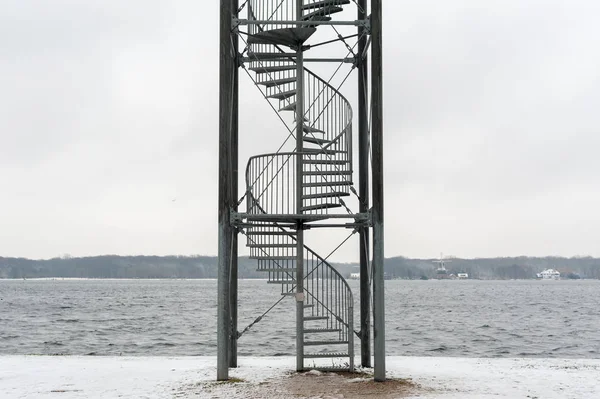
[372,256,600,280]
[0,255,599,280]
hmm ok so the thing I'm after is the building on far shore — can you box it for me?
[537,269,560,280]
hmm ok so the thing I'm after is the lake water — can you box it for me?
[1,279,599,358]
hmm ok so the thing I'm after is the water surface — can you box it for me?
[1,279,598,358]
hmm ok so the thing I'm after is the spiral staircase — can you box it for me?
[239,0,356,371]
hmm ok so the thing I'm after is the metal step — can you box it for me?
[253,255,297,260]
[304,352,349,358]
[248,243,296,248]
[257,268,297,273]
[279,102,297,111]
[246,231,297,236]
[244,214,326,223]
[257,77,296,87]
[268,89,296,100]
[304,170,351,176]
[304,340,349,346]
[302,0,351,10]
[302,191,349,200]
[303,180,353,188]
[303,304,314,308]
[303,148,346,155]
[302,159,347,165]
[302,6,344,21]
[303,137,331,145]
[247,27,316,47]
[301,203,342,212]
[303,316,329,321]
[304,328,342,333]
[247,51,296,61]
[267,280,297,284]
[305,16,332,24]
[249,65,296,74]
[303,125,325,134]
[281,292,296,297]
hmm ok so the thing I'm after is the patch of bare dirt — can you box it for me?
[282,371,420,398]
[184,370,423,399]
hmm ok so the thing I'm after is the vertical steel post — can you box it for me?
[371,0,386,382]
[357,0,371,369]
[229,0,239,369]
[295,31,305,373]
[218,0,235,381]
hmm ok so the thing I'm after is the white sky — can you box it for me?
[1,1,599,261]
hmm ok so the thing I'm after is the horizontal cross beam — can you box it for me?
[235,18,369,27]
[231,211,371,224]
[242,56,355,63]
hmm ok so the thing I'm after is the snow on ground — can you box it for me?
[0,356,599,398]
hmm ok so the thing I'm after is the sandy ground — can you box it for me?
[1,356,599,398]
[190,370,420,399]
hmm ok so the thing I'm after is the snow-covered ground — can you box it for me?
[1,356,598,398]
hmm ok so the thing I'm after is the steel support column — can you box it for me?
[295,14,305,370]
[229,0,239,369]
[357,0,371,369]
[371,0,386,382]
[217,0,236,381]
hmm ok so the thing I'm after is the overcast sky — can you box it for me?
[1,1,599,261]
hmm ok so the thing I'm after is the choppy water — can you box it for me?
[1,279,599,358]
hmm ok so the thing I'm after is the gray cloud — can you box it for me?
[1,1,599,260]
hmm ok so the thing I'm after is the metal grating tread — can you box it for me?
[301,203,342,212]
[303,316,329,321]
[244,214,324,223]
[303,137,331,145]
[268,89,296,100]
[247,51,296,61]
[257,268,297,273]
[304,352,349,359]
[257,77,297,87]
[304,170,351,176]
[302,159,347,165]
[247,27,316,47]
[248,243,296,248]
[303,148,346,155]
[302,6,344,21]
[308,16,332,22]
[302,191,350,200]
[249,65,296,74]
[302,0,351,10]
[246,231,297,236]
[304,340,349,346]
[268,280,297,284]
[304,328,342,333]
[279,102,297,111]
[303,180,353,188]
[303,125,325,134]
[253,255,297,260]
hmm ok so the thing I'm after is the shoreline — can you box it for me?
[1,277,598,281]
[1,355,599,398]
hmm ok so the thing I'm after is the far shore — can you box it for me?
[1,277,598,281]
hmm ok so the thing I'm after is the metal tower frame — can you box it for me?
[218,0,385,382]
